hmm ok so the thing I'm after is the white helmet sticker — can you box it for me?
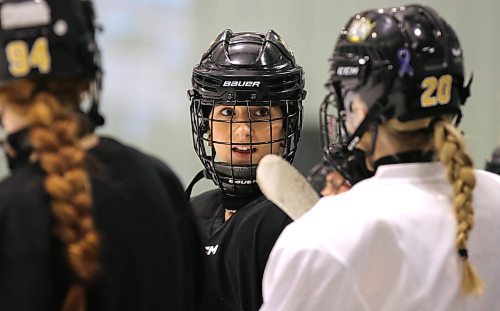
[1,0,51,30]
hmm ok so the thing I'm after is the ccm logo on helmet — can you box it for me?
[336,66,360,76]
[223,81,261,87]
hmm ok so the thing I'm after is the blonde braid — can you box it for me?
[433,119,483,296]
[20,83,100,311]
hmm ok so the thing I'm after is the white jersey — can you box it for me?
[261,162,500,311]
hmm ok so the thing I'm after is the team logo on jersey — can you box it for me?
[223,81,261,87]
[205,244,219,255]
[347,17,375,43]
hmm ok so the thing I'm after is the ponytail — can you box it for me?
[433,119,483,296]
[0,80,101,310]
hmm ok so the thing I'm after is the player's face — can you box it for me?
[344,92,370,151]
[344,92,367,134]
[209,105,284,165]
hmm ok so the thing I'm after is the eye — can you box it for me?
[219,108,235,117]
[254,107,270,117]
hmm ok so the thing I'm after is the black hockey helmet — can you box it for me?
[188,29,306,197]
[320,4,471,181]
[0,0,104,126]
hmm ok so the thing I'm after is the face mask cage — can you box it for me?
[191,97,303,197]
[319,82,374,185]
[320,76,367,153]
[320,86,348,155]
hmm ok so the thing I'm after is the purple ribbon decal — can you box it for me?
[397,48,414,77]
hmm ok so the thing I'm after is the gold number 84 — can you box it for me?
[420,74,453,107]
[5,37,51,77]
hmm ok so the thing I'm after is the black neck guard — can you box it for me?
[373,150,434,171]
[218,189,262,211]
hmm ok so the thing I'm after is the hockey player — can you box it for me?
[187,29,306,311]
[0,1,201,310]
[261,5,500,310]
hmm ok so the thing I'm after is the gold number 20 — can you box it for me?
[420,74,453,107]
[5,37,51,77]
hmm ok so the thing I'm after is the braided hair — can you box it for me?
[0,79,100,311]
[383,117,483,296]
[433,120,483,295]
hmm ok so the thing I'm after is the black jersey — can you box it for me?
[191,189,292,311]
[0,137,202,311]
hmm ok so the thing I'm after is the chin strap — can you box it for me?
[185,169,210,199]
[87,79,105,128]
[345,100,385,152]
[365,121,380,158]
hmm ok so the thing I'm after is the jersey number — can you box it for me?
[5,37,51,77]
[420,74,453,107]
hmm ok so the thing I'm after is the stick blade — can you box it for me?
[257,154,319,220]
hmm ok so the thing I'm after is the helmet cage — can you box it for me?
[190,95,303,197]
[320,85,374,185]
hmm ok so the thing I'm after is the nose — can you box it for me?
[233,120,252,138]
[232,108,252,138]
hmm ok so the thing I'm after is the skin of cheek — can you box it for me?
[210,117,284,164]
[345,95,371,151]
[343,95,376,169]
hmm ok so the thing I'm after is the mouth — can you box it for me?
[232,146,258,154]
